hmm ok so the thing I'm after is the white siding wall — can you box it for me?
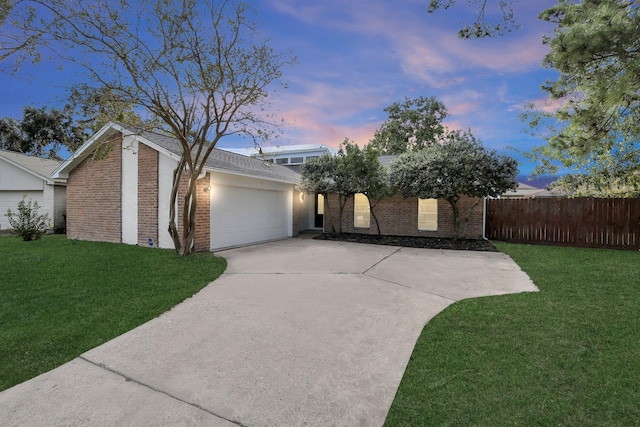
[42,184,55,229]
[121,136,138,244]
[0,190,43,231]
[157,153,177,249]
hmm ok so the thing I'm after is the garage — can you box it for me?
[210,180,292,250]
[0,190,43,231]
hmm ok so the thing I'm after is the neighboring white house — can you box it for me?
[219,144,337,172]
[501,182,556,198]
[0,150,66,232]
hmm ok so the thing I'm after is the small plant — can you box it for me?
[5,196,51,241]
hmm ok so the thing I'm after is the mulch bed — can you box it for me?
[314,232,498,252]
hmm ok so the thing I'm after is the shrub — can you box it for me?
[5,196,51,241]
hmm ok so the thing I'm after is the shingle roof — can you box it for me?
[0,150,63,182]
[129,127,301,184]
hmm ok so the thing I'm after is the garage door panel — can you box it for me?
[0,191,43,230]
[210,185,289,250]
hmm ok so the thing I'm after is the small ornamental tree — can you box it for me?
[340,140,395,235]
[388,130,518,238]
[297,154,339,232]
[5,196,51,241]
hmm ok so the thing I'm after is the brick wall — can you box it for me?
[67,137,123,243]
[324,192,484,239]
[175,171,211,252]
[137,143,159,247]
[194,174,211,251]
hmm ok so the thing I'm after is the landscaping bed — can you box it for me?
[314,232,498,251]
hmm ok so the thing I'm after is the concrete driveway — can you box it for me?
[0,238,537,426]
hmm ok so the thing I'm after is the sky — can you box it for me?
[0,0,561,176]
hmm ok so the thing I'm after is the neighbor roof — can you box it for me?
[53,123,301,184]
[0,150,64,184]
[219,144,337,157]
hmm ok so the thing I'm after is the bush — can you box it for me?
[5,196,51,241]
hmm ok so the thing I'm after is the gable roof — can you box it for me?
[53,122,301,184]
[0,150,64,184]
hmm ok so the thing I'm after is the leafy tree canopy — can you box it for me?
[0,106,86,158]
[526,0,640,197]
[388,130,518,237]
[369,96,448,154]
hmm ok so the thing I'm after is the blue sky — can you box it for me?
[0,0,561,175]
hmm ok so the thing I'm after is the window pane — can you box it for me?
[354,193,370,228]
[418,198,437,231]
[290,157,304,164]
[317,194,324,215]
[275,158,289,164]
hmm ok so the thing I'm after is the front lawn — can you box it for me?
[0,235,226,392]
[385,243,640,426]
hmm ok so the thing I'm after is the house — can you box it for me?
[500,182,556,199]
[322,193,485,239]
[220,144,337,232]
[219,144,337,173]
[0,150,66,233]
[52,122,302,251]
[315,155,486,239]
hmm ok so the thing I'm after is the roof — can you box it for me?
[0,150,64,184]
[219,144,337,157]
[378,155,399,167]
[501,182,555,198]
[53,123,301,184]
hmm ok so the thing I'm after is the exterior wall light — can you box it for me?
[204,185,211,193]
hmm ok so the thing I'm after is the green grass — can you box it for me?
[0,235,226,391]
[385,243,640,426]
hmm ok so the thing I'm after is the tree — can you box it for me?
[525,0,640,197]
[297,154,339,232]
[369,96,449,154]
[339,140,394,235]
[388,130,518,238]
[65,86,147,134]
[10,0,294,255]
[0,106,87,158]
[427,0,520,38]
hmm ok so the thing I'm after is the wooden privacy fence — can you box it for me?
[486,198,640,250]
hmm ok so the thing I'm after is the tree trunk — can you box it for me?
[368,196,381,235]
[168,160,199,256]
[448,198,461,240]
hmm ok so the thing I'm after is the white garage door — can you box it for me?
[0,191,43,231]
[210,185,291,250]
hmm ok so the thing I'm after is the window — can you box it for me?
[317,194,324,215]
[418,198,437,231]
[354,193,370,228]
[275,158,289,164]
[290,156,304,164]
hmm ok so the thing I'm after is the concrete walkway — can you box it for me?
[0,239,537,426]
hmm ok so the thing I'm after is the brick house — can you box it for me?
[53,122,301,251]
[322,192,484,239]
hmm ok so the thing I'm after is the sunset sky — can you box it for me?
[0,0,561,175]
